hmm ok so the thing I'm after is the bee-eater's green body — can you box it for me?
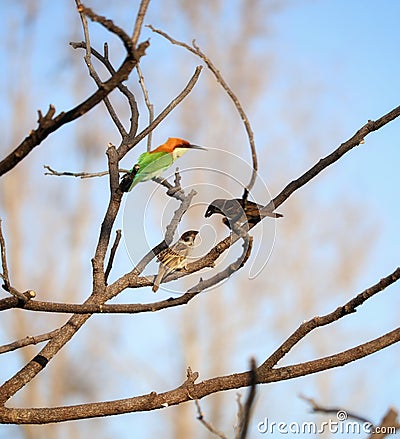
[126,137,206,191]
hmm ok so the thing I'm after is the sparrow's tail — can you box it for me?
[259,205,283,219]
[152,265,167,293]
[261,211,283,218]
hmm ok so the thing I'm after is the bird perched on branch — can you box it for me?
[120,138,206,192]
[204,198,283,229]
[152,230,199,293]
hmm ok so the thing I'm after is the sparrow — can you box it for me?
[152,230,199,292]
[204,198,282,229]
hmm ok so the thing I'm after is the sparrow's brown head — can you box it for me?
[180,230,199,244]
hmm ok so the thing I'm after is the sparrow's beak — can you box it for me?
[188,144,207,151]
[204,206,213,217]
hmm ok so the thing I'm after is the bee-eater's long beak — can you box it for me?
[188,144,207,150]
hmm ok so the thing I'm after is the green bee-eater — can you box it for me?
[120,137,206,192]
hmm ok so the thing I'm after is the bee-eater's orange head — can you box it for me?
[151,138,206,157]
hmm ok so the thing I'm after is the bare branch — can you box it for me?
[299,394,373,425]
[153,168,185,200]
[369,408,400,439]
[105,229,122,283]
[0,219,31,302]
[131,0,151,48]
[74,2,129,138]
[136,64,154,151]
[70,41,139,138]
[1,258,397,408]
[0,329,61,355]
[147,25,258,196]
[0,291,36,311]
[0,219,11,289]
[300,397,399,438]
[77,4,133,52]
[1,327,399,424]
[44,165,130,179]
[91,144,121,278]
[266,106,400,212]
[0,10,149,176]
[260,266,400,370]
[164,189,197,244]
[0,146,124,404]
[118,65,203,159]
[195,400,227,439]
[185,234,253,293]
[237,358,258,439]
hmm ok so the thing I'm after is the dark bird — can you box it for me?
[152,230,199,293]
[204,198,283,229]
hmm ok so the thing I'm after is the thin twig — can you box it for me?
[0,219,10,290]
[131,0,150,48]
[136,64,154,151]
[153,172,185,200]
[77,4,134,53]
[195,400,227,439]
[238,358,258,439]
[266,107,400,212]
[0,219,30,302]
[75,0,128,137]
[185,234,253,294]
[70,41,139,138]
[44,165,129,179]
[235,394,244,436]
[0,329,61,355]
[118,65,203,160]
[0,292,201,314]
[147,25,258,196]
[105,229,122,283]
[299,395,373,425]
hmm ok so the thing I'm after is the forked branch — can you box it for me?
[0,5,149,177]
